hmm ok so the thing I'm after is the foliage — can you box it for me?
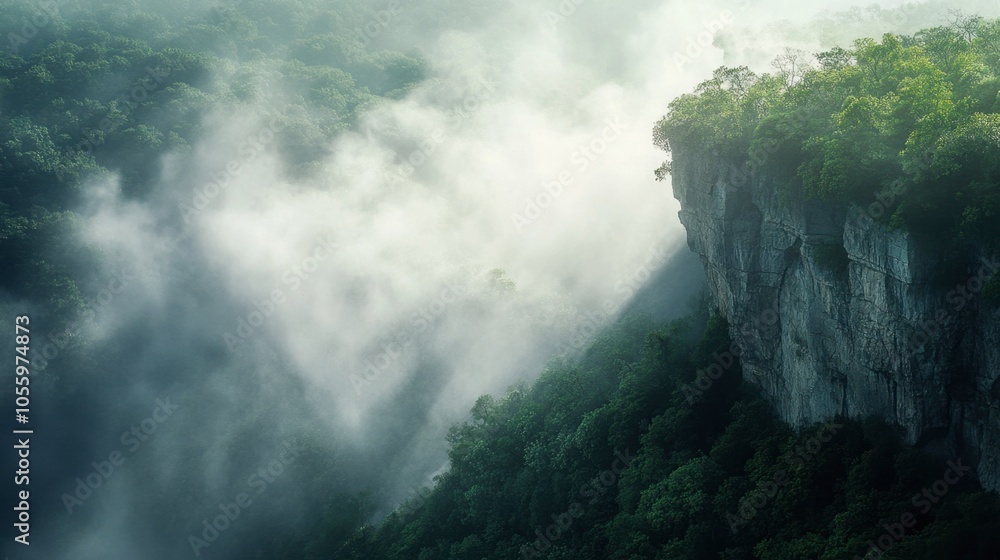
[656,16,1000,248]
[0,0,427,330]
[293,312,1000,559]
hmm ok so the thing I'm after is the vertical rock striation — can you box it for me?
[669,143,1000,490]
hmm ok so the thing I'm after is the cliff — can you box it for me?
[669,143,1000,491]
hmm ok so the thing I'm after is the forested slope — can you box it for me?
[0,0,425,327]
[307,311,1000,560]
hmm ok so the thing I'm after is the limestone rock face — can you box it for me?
[669,144,1000,490]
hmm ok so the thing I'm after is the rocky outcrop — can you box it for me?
[669,143,1000,490]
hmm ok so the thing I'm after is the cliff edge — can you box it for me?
[670,143,1000,490]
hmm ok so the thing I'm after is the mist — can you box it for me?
[4,0,999,558]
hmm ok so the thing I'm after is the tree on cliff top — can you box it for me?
[654,15,1000,246]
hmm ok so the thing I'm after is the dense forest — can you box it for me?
[1,0,427,327]
[656,14,1000,255]
[299,310,1000,559]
